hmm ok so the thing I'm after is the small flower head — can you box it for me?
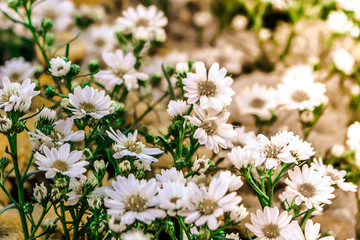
[33,182,48,203]
[0,115,11,134]
[167,100,190,118]
[49,57,71,77]
[191,155,213,174]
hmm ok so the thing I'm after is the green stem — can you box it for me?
[178,217,191,240]
[8,134,29,239]
[30,204,52,237]
[268,170,274,207]
[300,208,314,229]
[59,201,71,240]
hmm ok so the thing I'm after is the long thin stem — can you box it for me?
[8,134,29,239]
[59,201,71,240]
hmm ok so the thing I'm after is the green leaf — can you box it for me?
[23,170,41,181]
[0,203,16,215]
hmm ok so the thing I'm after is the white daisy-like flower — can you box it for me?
[333,48,355,75]
[32,0,75,33]
[185,105,236,153]
[104,174,166,225]
[283,220,335,240]
[230,204,248,223]
[287,135,315,161]
[37,107,56,121]
[94,50,148,91]
[115,4,168,42]
[284,165,335,209]
[228,146,257,169]
[34,143,88,179]
[179,178,241,231]
[0,57,34,84]
[167,100,190,118]
[121,230,151,240]
[312,158,357,192]
[235,84,278,120]
[49,57,71,77]
[158,181,189,216]
[183,62,234,110]
[277,65,328,111]
[191,155,211,174]
[66,178,85,206]
[106,128,162,170]
[155,167,186,184]
[0,115,12,134]
[231,126,256,147]
[245,206,293,240]
[215,170,243,191]
[83,24,116,55]
[68,86,113,119]
[346,121,360,150]
[0,76,40,112]
[246,130,296,170]
[28,118,85,150]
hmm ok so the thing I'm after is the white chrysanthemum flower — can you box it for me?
[185,105,236,153]
[215,170,243,191]
[231,126,256,146]
[0,115,11,134]
[283,220,335,240]
[333,48,355,75]
[0,77,40,112]
[66,178,86,206]
[230,204,248,223]
[108,215,126,233]
[106,128,162,170]
[115,4,168,42]
[28,118,85,150]
[104,174,166,225]
[83,24,116,55]
[287,135,315,161]
[167,100,190,118]
[284,165,335,209]
[183,62,234,110]
[156,167,186,184]
[68,86,113,119]
[346,121,360,150]
[245,206,292,240]
[179,178,241,230]
[94,50,148,91]
[32,0,75,33]
[235,84,278,120]
[0,57,34,84]
[37,107,56,121]
[246,131,296,169]
[277,65,328,111]
[327,10,354,34]
[228,146,256,169]
[158,181,189,216]
[191,155,211,174]
[34,143,88,179]
[49,57,71,77]
[121,230,151,240]
[312,158,357,192]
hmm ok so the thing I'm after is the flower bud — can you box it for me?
[0,116,11,134]
[50,187,62,202]
[230,204,248,223]
[198,228,211,240]
[42,218,57,231]
[300,110,314,123]
[37,107,56,122]
[108,215,126,233]
[7,0,19,9]
[41,18,53,32]
[118,160,131,175]
[44,84,56,98]
[331,144,345,157]
[24,202,34,214]
[54,177,67,189]
[33,182,48,203]
[88,59,99,73]
[60,98,70,108]
[176,62,189,73]
[164,221,175,236]
[0,157,9,170]
[87,195,103,210]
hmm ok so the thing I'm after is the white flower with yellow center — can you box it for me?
[284,165,335,209]
[29,118,85,150]
[245,206,292,240]
[115,4,168,42]
[104,174,166,225]
[68,86,113,119]
[95,50,148,91]
[312,158,357,192]
[49,57,71,77]
[246,130,296,170]
[83,24,116,55]
[158,181,189,216]
[178,178,241,231]
[183,62,234,110]
[0,57,34,84]
[235,84,278,120]
[0,76,40,112]
[106,128,162,170]
[228,146,257,169]
[277,65,328,111]
[185,105,236,153]
[283,220,335,240]
[34,143,88,179]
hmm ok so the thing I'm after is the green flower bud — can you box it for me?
[50,188,62,202]
[41,18,53,32]
[118,160,131,176]
[44,84,56,98]
[150,72,162,87]
[13,121,26,134]
[166,66,175,77]
[199,228,211,240]
[68,64,81,77]
[88,59,99,73]
[134,169,147,179]
[164,221,175,236]
[0,157,9,170]
[81,148,93,161]
[24,202,34,214]
[54,177,67,189]
[45,33,55,46]
[174,158,186,170]
[7,0,19,9]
